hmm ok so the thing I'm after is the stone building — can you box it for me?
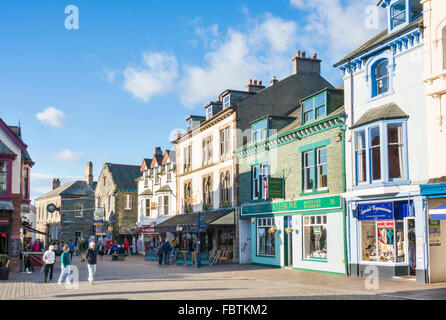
[35,162,96,245]
[95,163,140,242]
[235,88,347,274]
[0,119,34,272]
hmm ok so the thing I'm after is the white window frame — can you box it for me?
[74,204,83,218]
[303,215,328,260]
[125,194,133,210]
[252,163,269,200]
[257,217,275,257]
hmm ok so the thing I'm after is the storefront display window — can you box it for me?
[303,215,327,260]
[257,218,275,256]
[361,221,377,261]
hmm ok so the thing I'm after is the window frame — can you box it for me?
[303,214,328,261]
[125,194,133,210]
[0,158,12,198]
[300,143,330,194]
[223,95,230,109]
[302,92,327,125]
[353,119,408,187]
[366,51,395,101]
[252,163,269,201]
[251,119,268,144]
[256,217,276,257]
[74,204,83,218]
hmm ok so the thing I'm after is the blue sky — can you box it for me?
[0,0,386,200]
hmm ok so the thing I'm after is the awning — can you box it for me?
[22,225,49,236]
[155,208,235,233]
[430,203,446,220]
[0,201,14,211]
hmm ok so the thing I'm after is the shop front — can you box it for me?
[155,209,236,262]
[240,195,347,275]
[138,226,160,252]
[420,183,446,283]
[346,194,429,282]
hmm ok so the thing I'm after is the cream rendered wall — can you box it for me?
[422,0,446,179]
[177,113,236,213]
[427,198,446,282]
[0,128,22,194]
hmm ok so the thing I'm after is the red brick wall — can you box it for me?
[9,194,22,272]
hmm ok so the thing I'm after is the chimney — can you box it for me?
[154,147,163,157]
[52,179,60,191]
[245,79,266,93]
[270,76,278,86]
[85,162,93,185]
[292,50,321,74]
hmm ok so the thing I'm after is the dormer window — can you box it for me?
[251,119,268,144]
[223,95,230,109]
[302,92,327,124]
[391,0,406,29]
[206,107,213,120]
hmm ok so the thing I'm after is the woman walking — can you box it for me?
[98,241,105,261]
[57,245,71,285]
[85,241,98,285]
[42,245,56,282]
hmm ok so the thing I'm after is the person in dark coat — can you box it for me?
[85,241,98,285]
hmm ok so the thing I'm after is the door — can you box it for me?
[284,217,293,267]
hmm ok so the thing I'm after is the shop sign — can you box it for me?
[358,202,394,221]
[429,220,441,246]
[176,226,183,232]
[269,178,284,199]
[151,202,157,210]
[94,208,105,221]
[139,227,156,234]
[377,220,394,228]
[0,217,10,225]
[241,195,341,216]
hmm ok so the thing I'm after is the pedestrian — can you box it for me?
[124,239,130,256]
[42,245,55,282]
[98,241,105,261]
[85,241,98,285]
[68,240,74,260]
[163,240,171,265]
[79,238,87,262]
[157,241,164,265]
[57,245,72,285]
[171,238,177,261]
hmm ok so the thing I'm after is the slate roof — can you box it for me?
[164,150,176,163]
[7,125,33,163]
[142,158,152,170]
[152,154,164,167]
[0,140,15,156]
[35,181,95,201]
[352,103,408,129]
[334,17,423,67]
[106,163,141,191]
[155,208,234,233]
[139,189,153,196]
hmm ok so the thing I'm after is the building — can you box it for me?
[35,162,97,246]
[235,87,347,274]
[21,203,37,244]
[0,119,34,272]
[157,51,334,263]
[419,0,446,283]
[334,0,428,282]
[136,148,177,252]
[95,163,140,242]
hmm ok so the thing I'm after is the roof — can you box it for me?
[163,150,176,164]
[106,163,141,190]
[155,185,172,193]
[141,158,152,172]
[334,17,423,67]
[352,102,408,129]
[155,208,235,233]
[139,189,153,196]
[35,180,95,201]
[0,140,15,156]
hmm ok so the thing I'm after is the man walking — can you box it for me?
[163,240,171,265]
[57,245,72,285]
[157,240,164,265]
[85,241,98,285]
[68,240,74,260]
[42,245,55,282]
[79,238,87,262]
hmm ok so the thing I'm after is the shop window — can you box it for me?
[257,218,275,256]
[303,215,328,260]
[252,163,269,200]
[0,160,9,194]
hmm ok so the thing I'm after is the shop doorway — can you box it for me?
[407,218,416,276]
[284,217,293,267]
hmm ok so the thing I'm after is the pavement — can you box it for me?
[1,255,446,300]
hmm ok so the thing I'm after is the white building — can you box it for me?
[136,147,177,252]
[335,0,429,282]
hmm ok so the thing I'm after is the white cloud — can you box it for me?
[36,107,66,127]
[103,69,118,83]
[55,149,86,163]
[180,14,298,107]
[122,52,179,103]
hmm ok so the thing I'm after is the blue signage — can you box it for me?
[358,202,394,221]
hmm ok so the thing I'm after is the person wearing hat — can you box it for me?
[42,245,56,282]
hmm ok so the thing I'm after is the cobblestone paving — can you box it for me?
[1,256,446,300]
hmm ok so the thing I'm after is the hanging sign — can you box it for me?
[269,178,284,199]
[358,202,394,221]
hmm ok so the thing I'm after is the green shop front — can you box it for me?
[241,195,347,274]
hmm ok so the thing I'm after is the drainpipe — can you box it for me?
[341,125,349,276]
[348,59,354,128]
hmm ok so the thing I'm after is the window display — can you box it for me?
[303,215,327,260]
[257,218,275,256]
[361,221,377,261]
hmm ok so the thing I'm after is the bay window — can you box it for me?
[353,120,407,186]
[252,163,269,200]
[0,160,9,194]
[257,217,275,256]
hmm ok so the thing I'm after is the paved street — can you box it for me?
[1,255,446,300]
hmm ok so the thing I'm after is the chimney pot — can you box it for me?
[259,80,263,86]
[313,53,317,59]
[249,79,253,85]
[297,50,301,57]
[254,80,257,85]
[302,51,306,58]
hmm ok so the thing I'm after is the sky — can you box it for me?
[0,0,387,201]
